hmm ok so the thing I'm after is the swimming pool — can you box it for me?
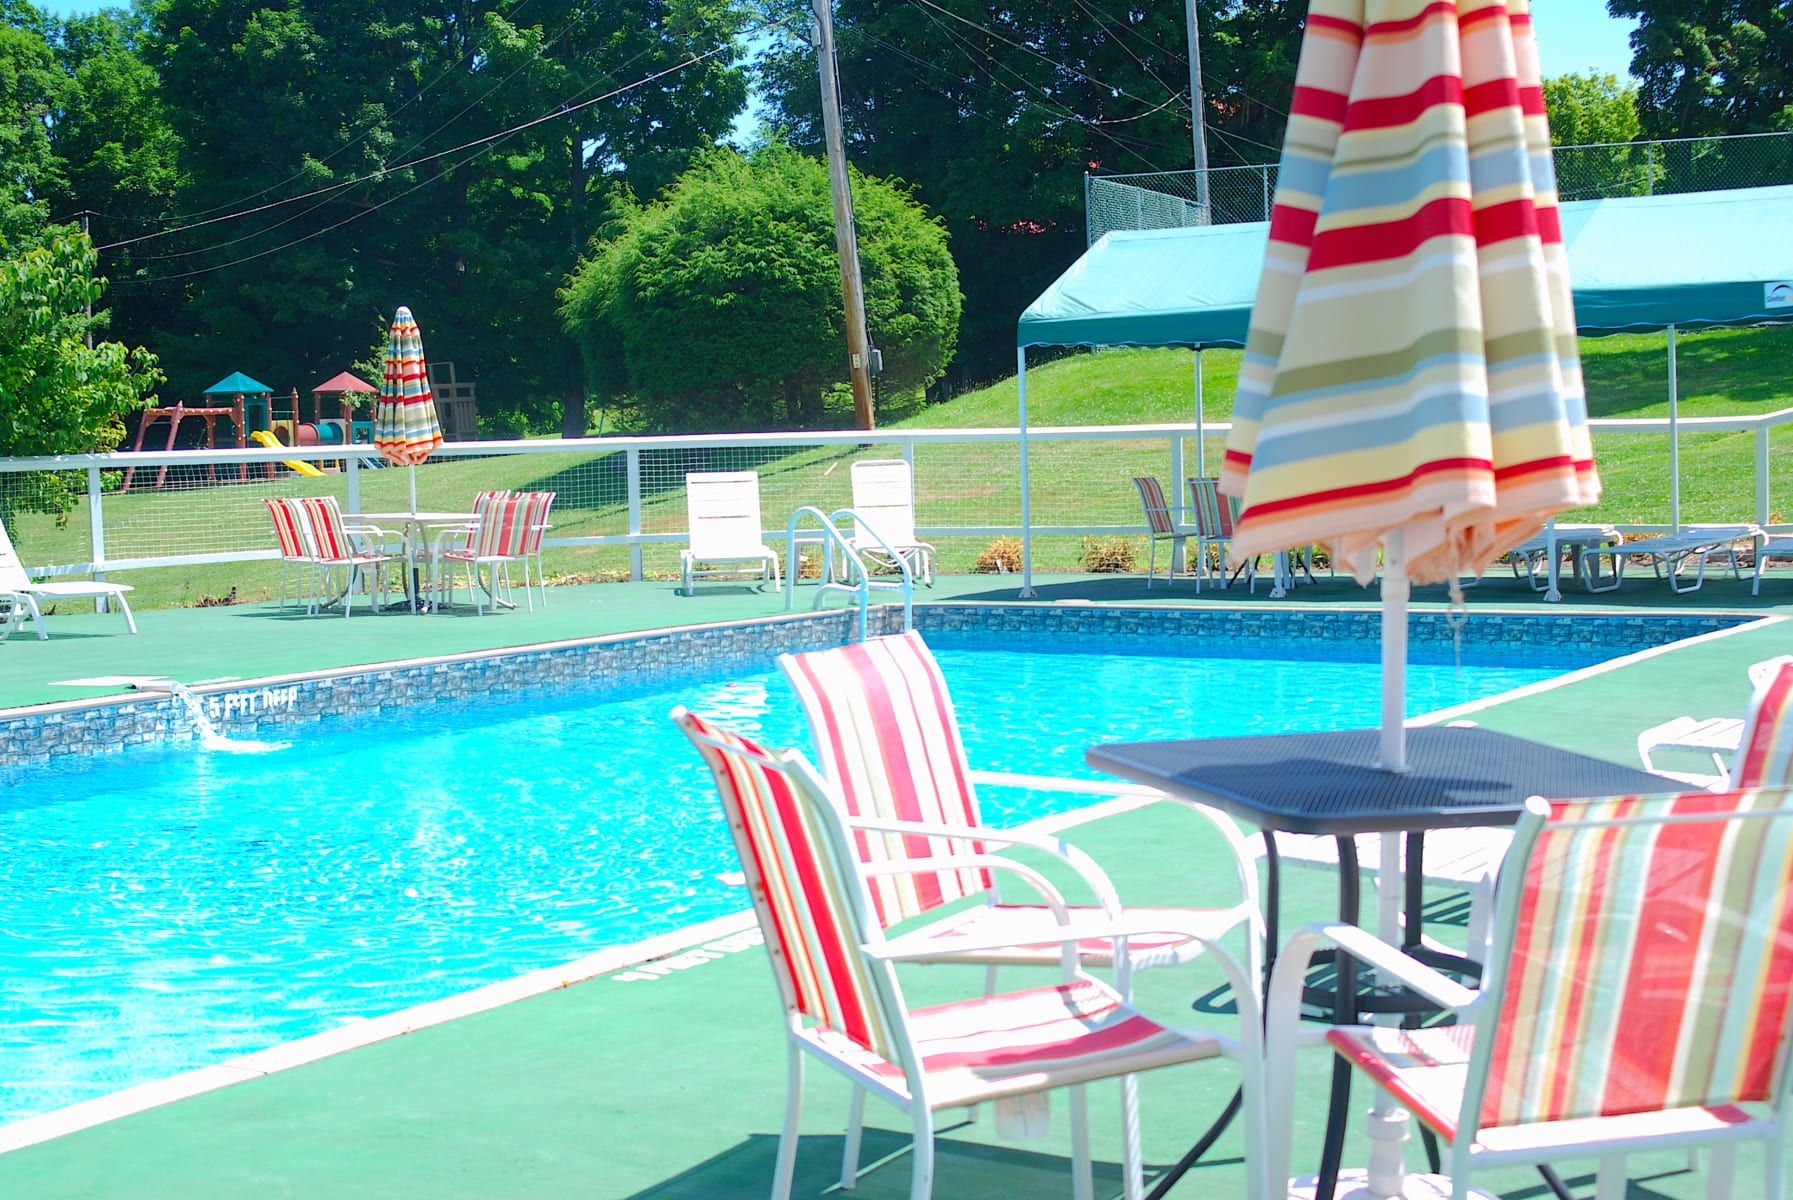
[0,633,1612,1123]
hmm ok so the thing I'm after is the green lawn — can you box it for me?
[7,324,1790,612]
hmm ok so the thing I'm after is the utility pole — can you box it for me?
[79,211,94,349]
[1184,0,1210,220]
[813,0,876,430]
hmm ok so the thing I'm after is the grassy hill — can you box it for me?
[7,324,1790,612]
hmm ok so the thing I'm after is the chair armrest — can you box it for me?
[1260,923,1482,1191]
[846,814,1127,918]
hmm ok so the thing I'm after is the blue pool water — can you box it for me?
[0,636,1601,1122]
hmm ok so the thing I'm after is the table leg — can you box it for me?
[1312,837,1361,1200]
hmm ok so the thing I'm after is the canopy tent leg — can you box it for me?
[1018,347,1035,598]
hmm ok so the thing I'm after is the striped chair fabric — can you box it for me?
[264,497,316,610]
[1735,658,1793,787]
[1186,476,1237,539]
[1327,788,1793,1165]
[295,496,395,616]
[674,707,899,1060]
[442,493,540,612]
[1132,476,1187,588]
[671,706,1251,1200]
[779,630,1233,967]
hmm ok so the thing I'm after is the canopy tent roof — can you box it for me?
[203,371,273,395]
[312,370,377,395]
[1018,185,1793,349]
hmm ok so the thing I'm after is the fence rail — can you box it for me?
[2,410,1790,603]
[1086,131,1793,243]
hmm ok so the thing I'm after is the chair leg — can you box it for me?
[115,591,137,634]
[1593,1154,1626,1200]
[840,1086,866,1190]
[1069,1083,1094,1200]
[22,593,47,640]
[908,1103,936,1200]
[1705,1146,1736,1200]
[1119,1075,1145,1200]
[773,1045,804,1200]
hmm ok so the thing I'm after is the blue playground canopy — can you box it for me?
[1018,185,1793,348]
[204,371,273,395]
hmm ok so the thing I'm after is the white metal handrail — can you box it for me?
[784,506,913,640]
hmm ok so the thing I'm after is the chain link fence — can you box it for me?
[1088,131,1793,244]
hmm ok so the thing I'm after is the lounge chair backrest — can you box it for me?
[849,459,918,546]
[518,491,556,556]
[1734,659,1793,788]
[264,498,316,558]
[1466,786,1793,1139]
[470,493,532,558]
[672,707,904,1060]
[1187,477,1236,538]
[779,631,989,927]
[1133,476,1175,535]
[0,517,34,590]
[686,471,765,560]
[298,497,358,560]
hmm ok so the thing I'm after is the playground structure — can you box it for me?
[427,362,479,442]
[300,371,378,452]
[122,372,266,491]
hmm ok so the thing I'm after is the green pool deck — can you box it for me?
[2,569,1793,1198]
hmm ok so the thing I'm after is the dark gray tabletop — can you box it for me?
[1086,726,1670,835]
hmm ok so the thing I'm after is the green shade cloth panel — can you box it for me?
[1018,184,1793,349]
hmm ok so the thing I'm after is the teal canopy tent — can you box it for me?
[1010,186,1793,590]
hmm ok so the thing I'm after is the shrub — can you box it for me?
[974,537,1023,574]
[1079,535,1137,573]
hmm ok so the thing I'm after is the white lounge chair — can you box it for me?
[847,458,934,584]
[1636,655,1793,788]
[1575,523,1761,594]
[680,471,781,596]
[1505,522,1622,594]
[1753,534,1793,595]
[0,516,137,638]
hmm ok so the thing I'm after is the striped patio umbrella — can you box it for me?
[373,305,443,513]
[1220,0,1600,771]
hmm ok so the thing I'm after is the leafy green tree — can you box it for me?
[140,0,749,430]
[0,233,161,519]
[752,0,1300,384]
[1609,0,1793,137]
[0,2,65,249]
[562,143,959,431]
[42,8,185,360]
[1543,71,1653,198]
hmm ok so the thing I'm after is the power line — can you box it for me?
[97,29,759,261]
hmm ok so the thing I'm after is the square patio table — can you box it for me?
[1086,725,1668,1200]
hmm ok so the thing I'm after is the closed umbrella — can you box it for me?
[373,305,443,514]
[1221,0,1599,776]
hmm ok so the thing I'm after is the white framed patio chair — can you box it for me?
[673,707,1269,1200]
[1637,655,1793,789]
[1187,477,1274,593]
[681,470,781,596]
[296,496,398,617]
[779,631,1263,976]
[264,497,320,611]
[437,493,531,614]
[0,515,137,638]
[516,490,556,607]
[848,459,934,585]
[426,489,512,598]
[1131,476,1191,588]
[1264,784,1793,1200]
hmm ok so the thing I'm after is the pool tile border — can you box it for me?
[0,602,1759,767]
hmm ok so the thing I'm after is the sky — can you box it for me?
[36,1,1640,82]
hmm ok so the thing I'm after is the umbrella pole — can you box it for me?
[1378,530,1409,774]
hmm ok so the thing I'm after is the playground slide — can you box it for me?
[250,430,326,476]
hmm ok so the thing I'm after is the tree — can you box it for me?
[561,143,959,432]
[43,8,185,360]
[140,0,750,431]
[0,233,161,520]
[1543,71,1653,198]
[1609,0,1793,138]
[0,3,64,250]
[752,0,1301,385]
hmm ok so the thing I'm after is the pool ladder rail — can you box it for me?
[784,507,914,640]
